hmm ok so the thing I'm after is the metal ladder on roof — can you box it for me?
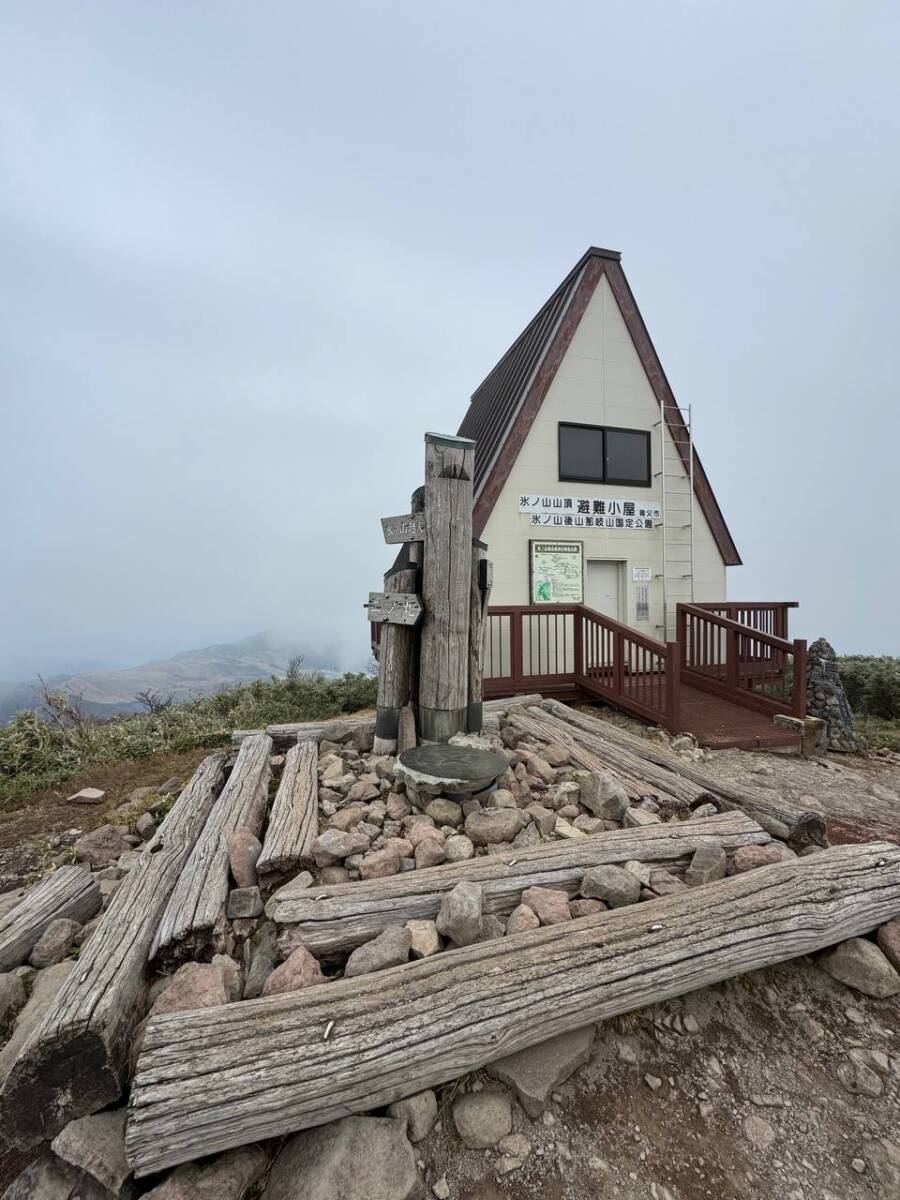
[654,402,695,641]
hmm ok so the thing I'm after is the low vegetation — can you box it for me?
[0,667,376,807]
[838,655,900,750]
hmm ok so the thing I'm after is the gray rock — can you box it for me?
[74,825,132,869]
[144,1145,269,1199]
[452,1092,512,1148]
[387,1089,438,1142]
[579,774,629,820]
[478,914,506,942]
[623,807,661,827]
[261,1116,422,1200]
[2,1152,109,1199]
[157,776,182,796]
[425,798,462,827]
[861,1136,900,1195]
[135,812,157,841]
[242,922,278,999]
[345,926,411,978]
[406,920,441,958]
[819,938,900,998]
[444,834,474,863]
[837,1048,887,1097]
[211,954,242,1002]
[227,827,262,888]
[684,844,726,886]
[66,787,106,806]
[0,961,74,1085]
[435,881,484,947]
[465,809,524,845]
[149,962,228,1017]
[580,864,641,908]
[226,886,264,920]
[0,971,27,1031]
[29,918,82,969]
[312,828,371,867]
[487,1026,594,1116]
[51,1108,130,1196]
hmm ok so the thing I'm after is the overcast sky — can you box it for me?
[2,2,899,679]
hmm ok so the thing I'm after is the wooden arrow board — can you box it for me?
[366,592,424,626]
[381,513,426,544]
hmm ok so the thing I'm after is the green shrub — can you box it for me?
[837,656,900,720]
[0,671,377,806]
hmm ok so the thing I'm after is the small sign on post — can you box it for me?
[381,513,426,544]
[366,592,424,626]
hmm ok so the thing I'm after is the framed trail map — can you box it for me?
[529,541,584,604]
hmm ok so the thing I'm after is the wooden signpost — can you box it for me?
[370,433,491,751]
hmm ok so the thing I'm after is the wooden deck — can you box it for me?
[675,681,801,751]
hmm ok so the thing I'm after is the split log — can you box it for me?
[268,812,769,955]
[256,741,318,879]
[0,866,100,972]
[0,753,227,1149]
[540,699,827,847]
[231,696,545,750]
[505,708,703,809]
[466,540,491,733]
[126,840,900,1175]
[373,558,420,754]
[151,734,272,963]
[418,433,475,742]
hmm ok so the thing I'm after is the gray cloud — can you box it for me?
[2,1,899,680]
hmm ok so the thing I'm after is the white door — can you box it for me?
[585,561,621,621]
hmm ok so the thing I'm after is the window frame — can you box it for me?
[557,421,652,488]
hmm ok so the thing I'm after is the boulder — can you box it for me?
[242,922,278,999]
[569,898,607,918]
[425,799,462,827]
[580,864,640,908]
[818,938,900,998]
[135,812,157,841]
[876,917,900,971]
[66,787,106,806]
[506,904,540,936]
[387,1090,438,1142]
[359,849,402,880]
[414,840,446,869]
[227,827,262,888]
[0,961,74,1085]
[51,1108,130,1196]
[312,829,371,867]
[211,954,242,1002]
[622,807,660,828]
[861,1136,900,1195]
[345,926,411,978]
[452,1092,512,1149]
[435,881,484,947]
[149,962,229,1018]
[465,809,524,846]
[684,844,726,887]
[2,1152,108,1199]
[262,945,325,997]
[487,1026,594,1116]
[579,774,629,820]
[731,844,782,873]
[74,825,132,869]
[519,886,571,926]
[0,971,27,1031]
[328,805,368,832]
[28,918,81,969]
[525,804,557,836]
[444,835,475,863]
[144,1145,269,1200]
[261,1116,422,1200]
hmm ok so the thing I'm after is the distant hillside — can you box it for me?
[0,633,340,724]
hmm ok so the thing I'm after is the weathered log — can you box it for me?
[466,540,491,733]
[126,840,900,1175]
[0,753,227,1149]
[256,741,318,879]
[373,559,420,754]
[506,708,703,809]
[268,812,769,955]
[540,699,827,847]
[231,696,545,750]
[418,432,475,741]
[0,866,100,972]
[151,734,272,963]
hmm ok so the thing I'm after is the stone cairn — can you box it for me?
[805,638,867,753]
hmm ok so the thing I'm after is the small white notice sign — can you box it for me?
[632,567,652,582]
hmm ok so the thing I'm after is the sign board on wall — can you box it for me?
[519,495,661,530]
[632,567,652,582]
[530,541,584,604]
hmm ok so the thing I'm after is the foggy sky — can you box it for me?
[2,1,899,680]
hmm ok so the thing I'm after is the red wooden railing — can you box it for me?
[690,601,797,642]
[676,602,806,718]
[483,604,679,730]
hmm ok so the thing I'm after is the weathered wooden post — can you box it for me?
[417,433,475,742]
[371,489,428,754]
[467,539,492,731]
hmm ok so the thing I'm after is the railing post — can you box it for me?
[510,611,523,685]
[793,638,807,716]
[675,604,687,669]
[614,630,625,694]
[573,607,583,679]
[666,641,681,731]
[726,627,739,689]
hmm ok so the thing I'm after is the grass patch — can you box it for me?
[851,713,900,753]
[0,669,376,808]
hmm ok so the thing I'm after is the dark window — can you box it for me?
[558,422,651,487]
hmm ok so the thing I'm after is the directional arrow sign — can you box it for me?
[381,512,426,545]
[366,592,424,626]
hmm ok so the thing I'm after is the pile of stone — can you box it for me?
[805,637,867,753]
